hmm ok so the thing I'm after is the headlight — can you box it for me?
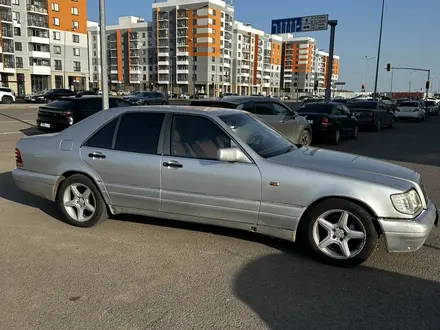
[390,189,422,215]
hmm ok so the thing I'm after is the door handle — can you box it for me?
[88,152,106,159]
[163,161,183,168]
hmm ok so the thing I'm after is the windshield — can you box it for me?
[299,103,332,113]
[425,101,436,106]
[348,102,378,109]
[219,113,296,158]
[400,102,419,107]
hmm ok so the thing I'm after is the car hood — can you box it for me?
[269,147,420,189]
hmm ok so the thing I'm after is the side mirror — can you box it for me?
[217,147,251,163]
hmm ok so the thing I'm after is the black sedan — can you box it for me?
[347,101,395,131]
[297,102,358,145]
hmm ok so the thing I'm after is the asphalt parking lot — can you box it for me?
[0,104,439,330]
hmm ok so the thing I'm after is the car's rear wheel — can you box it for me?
[388,118,395,128]
[299,130,312,146]
[2,96,13,104]
[373,120,381,132]
[349,126,359,139]
[299,198,378,266]
[58,174,108,228]
[330,130,340,145]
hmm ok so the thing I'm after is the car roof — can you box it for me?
[206,96,274,104]
[105,105,245,117]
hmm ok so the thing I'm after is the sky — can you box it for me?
[87,0,440,93]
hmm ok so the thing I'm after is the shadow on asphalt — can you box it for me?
[20,127,45,136]
[233,253,440,329]
[0,171,63,221]
[315,117,440,167]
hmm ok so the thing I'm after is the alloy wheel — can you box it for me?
[62,183,96,222]
[312,209,367,260]
[301,131,311,146]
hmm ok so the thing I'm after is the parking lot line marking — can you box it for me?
[24,112,37,115]
[0,112,36,127]
[0,120,34,123]
[0,131,24,135]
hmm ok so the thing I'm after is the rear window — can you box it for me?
[0,88,12,93]
[348,102,378,109]
[45,99,76,110]
[190,101,236,109]
[400,102,419,107]
[425,101,436,106]
[299,103,333,113]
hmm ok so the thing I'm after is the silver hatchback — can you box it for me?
[13,106,438,266]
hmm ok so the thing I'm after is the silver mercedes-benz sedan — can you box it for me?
[12,106,438,266]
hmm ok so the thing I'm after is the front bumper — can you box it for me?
[378,200,438,253]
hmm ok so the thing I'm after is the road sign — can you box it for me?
[271,14,328,34]
[334,82,346,86]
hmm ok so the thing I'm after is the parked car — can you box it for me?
[395,101,425,122]
[77,90,99,96]
[122,91,141,101]
[332,98,353,105]
[191,96,313,146]
[117,90,130,96]
[42,89,76,102]
[24,90,47,103]
[0,87,16,104]
[13,105,438,266]
[297,102,358,144]
[36,96,133,132]
[425,100,439,116]
[126,91,168,105]
[347,100,395,131]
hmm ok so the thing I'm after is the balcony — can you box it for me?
[29,50,50,59]
[27,4,48,15]
[0,0,11,7]
[1,45,13,53]
[0,11,11,22]
[176,51,188,56]
[158,24,168,30]
[176,60,189,65]
[130,52,140,58]
[177,69,189,74]
[158,52,169,57]
[158,80,169,84]
[177,24,187,29]
[177,11,188,19]
[28,36,50,44]
[158,14,169,21]
[158,60,169,66]
[27,17,48,28]
[158,69,169,74]
[1,27,13,37]
[30,65,50,75]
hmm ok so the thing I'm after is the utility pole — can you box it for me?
[373,0,385,99]
[324,20,337,103]
[99,0,109,109]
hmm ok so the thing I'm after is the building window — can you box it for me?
[73,48,80,56]
[74,61,81,72]
[54,45,61,54]
[72,34,79,43]
[93,35,96,41]
[12,0,19,4]
[53,31,61,40]
[14,27,21,36]
[15,42,22,51]
[51,2,59,11]
[93,43,96,49]
[71,7,79,15]
[12,11,20,21]
[15,57,23,68]
[52,17,60,26]
[72,21,79,29]
[93,51,96,56]
[54,60,62,70]
[92,58,97,65]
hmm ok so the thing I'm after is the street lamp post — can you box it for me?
[373,0,385,98]
[64,27,77,89]
[99,0,109,109]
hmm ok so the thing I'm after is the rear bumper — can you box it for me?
[36,119,70,132]
[12,168,59,201]
[395,112,422,119]
[378,200,438,253]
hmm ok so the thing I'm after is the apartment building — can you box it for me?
[315,50,339,93]
[231,21,281,96]
[280,34,340,95]
[88,16,152,91]
[152,0,234,96]
[0,0,88,95]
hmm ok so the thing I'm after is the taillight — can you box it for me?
[64,111,74,125]
[321,117,329,124]
[15,148,23,167]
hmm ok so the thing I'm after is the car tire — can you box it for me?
[373,120,381,132]
[143,101,149,105]
[299,198,378,267]
[299,130,312,146]
[330,130,340,145]
[349,126,359,139]
[388,118,395,128]
[162,101,167,105]
[57,174,108,228]
[2,96,13,104]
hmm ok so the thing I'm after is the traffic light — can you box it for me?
[386,63,391,71]
[361,84,365,90]
[426,81,430,89]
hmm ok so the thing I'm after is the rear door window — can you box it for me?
[110,98,133,108]
[84,117,119,149]
[81,98,102,111]
[114,112,165,154]
[236,102,255,113]
[254,102,276,115]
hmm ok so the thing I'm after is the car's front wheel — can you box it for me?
[330,130,340,145]
[2,96,13,104]
[349,126,359,139]
[58,174,108,228]
[299,130,312,146]
[299,198,378,266]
